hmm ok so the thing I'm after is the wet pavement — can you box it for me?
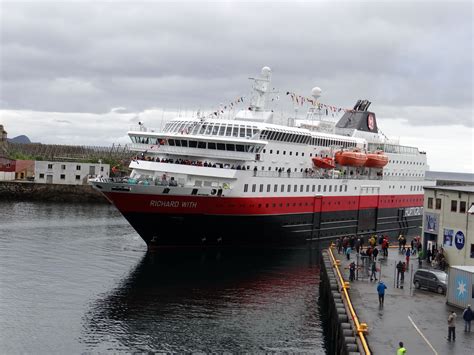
[334,247,473,354]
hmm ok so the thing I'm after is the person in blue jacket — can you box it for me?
[377,281,387,306]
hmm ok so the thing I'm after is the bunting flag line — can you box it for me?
[285,91,353,114]
[204,96,246,119]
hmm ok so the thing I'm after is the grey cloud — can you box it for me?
[0,1,472,126]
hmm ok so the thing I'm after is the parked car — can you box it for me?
[413,269,447,294]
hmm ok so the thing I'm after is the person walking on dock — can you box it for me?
[370,261,377,282]
[397,341,406,354]
[373,247,379,261]
[463,304,473,332]
[405,248,410,269]
[396,261,403,284]
[349,261,356,282]
[345,245,352,260]
[377,281,387,306]
[447,311,457,341]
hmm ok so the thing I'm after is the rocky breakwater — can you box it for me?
[0,181,108,203]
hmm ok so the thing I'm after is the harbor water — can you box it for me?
[0,202,326,353]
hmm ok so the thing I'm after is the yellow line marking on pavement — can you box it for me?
[408,315,438,355]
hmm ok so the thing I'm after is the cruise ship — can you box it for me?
[91,67,434,247]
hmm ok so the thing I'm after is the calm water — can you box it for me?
[0,202,326,353]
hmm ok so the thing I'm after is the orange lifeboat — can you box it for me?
[312,157,335,169]
[335,150,367,167]
[365,151,388,168]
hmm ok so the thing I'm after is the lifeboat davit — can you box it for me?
[365,151,388,168]
[335,150,367,167]
[312,157,335,169]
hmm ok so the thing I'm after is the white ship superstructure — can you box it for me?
[91,67,434,247]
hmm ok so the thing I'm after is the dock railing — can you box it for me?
[328,245,371,355]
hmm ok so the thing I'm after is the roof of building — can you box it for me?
[424,185,474,194]
[450,266,474,273]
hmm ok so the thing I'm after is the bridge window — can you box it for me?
[244,184,248,192]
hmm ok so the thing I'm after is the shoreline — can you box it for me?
[0,180,109,203]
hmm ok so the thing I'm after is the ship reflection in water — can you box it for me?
[81,248,325,353]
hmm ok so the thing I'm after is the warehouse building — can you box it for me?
[422,186,474,266]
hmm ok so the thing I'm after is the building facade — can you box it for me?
[423,186,474,266]
[34,161,110,185]
[0,157,35,181]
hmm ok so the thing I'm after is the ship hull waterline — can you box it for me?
[103,191,424,248]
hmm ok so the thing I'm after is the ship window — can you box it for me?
[274,184,278,192]
[212,124,220,135]
[300,185,304,192]
[267,184,271,192]
[232,126,239,137]
[246,127,252,137]
[226,144,235,151]
[168,139,175,146]
[281,184,284,192]
[189,140,197,148]
[312,185,315,192]
[283,151,286,155]
[290,151,292,156]
[259,184,264,192]
[180,140,188,147]
[175,140,181,147]
[294,185,297,192]
[252,184,256,192]
[219,124,226,136]
[277,150,280,154]
[236,145,244,152]
[244,184,248,192]
[190,124,200,135]
[206,124,213,135]
[329,185,332,192]
[340,185,343,192]
[323,185,327,192]
[199,124,207,134]
[451,200,457,212]
[345,185,348,192]
[225,126,232,136]
[287,185,291,192]
[208,142,216,149]
[198,141,206,149]
[306,185,309,192]
[318,185,321,192]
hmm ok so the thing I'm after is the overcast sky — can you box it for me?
[1,0,472,173]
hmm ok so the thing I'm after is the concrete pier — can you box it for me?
[333,246,472,354]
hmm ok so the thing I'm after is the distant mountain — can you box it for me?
[8,135,31,144]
